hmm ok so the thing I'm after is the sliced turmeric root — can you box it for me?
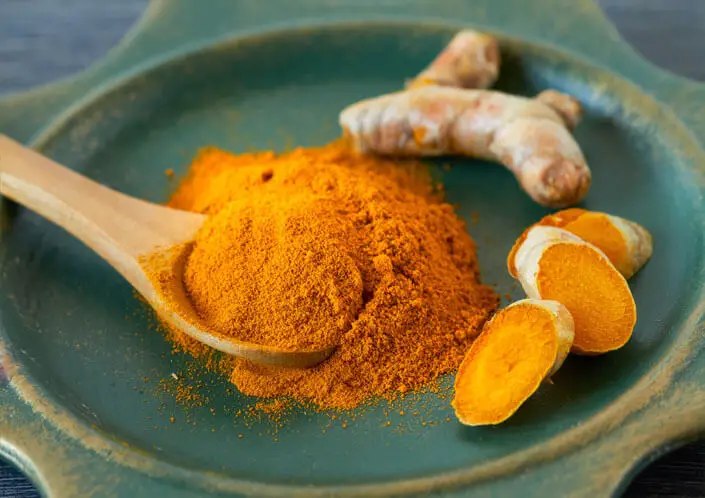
[508,208,653,279]
[453,299,574,426]
[513,226,637,355]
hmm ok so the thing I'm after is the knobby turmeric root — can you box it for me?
[339,86,590,207]
[407,30,500,90]
[452,299,574,426]
[508,208,653,279]
[513,226,637,355]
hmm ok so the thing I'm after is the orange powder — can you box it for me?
[158,141,498,409]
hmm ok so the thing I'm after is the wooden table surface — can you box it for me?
[1,1,704,496]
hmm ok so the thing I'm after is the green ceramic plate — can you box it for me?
[1,1,704,496]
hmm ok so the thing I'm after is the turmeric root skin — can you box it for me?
[592,214,653,279]
[536,90,583,130]
[408,30,500,90]
[452,299,574,426]
[339,86,590,207]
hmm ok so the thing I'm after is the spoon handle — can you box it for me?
[0,134,201,288]
[0,135,334,367]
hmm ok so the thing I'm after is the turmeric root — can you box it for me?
[407,30,500,90]
[339,86,590,207]
[508,209,653,279]
[535,89,584,131]
[513,226,637,355]
[452,299,574,426]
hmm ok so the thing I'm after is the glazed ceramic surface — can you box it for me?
[0,1,704,496]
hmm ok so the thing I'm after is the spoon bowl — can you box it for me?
[0,134,335,367]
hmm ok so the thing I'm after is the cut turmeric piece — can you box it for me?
[561,211,652,279]
[407,30,500,90]
[452,299,574,426]
[513,226,637,355]
[508,209,653,279]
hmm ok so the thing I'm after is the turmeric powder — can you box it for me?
[508,208,653,279]
[407,30,500,90]
[339,85,589,207]
[452,299,574,426]
[158,141,498,409]
[512,226,637,354]
[184,199,364,351]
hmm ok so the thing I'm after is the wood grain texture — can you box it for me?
[0,0,703,497]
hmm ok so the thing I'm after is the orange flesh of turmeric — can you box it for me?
[561,213,630,277]
[536,244,636,354]
[453,302,558,425]
[507,208,586,277]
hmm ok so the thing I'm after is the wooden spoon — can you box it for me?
[0,134,334,368]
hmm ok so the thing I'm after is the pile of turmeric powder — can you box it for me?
[159,141,498,409]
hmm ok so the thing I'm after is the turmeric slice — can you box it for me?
[407,30,500,90]
[339,86,589,207]
[508,209,653,279]
[452,299,574,426]
[513,226,637,355]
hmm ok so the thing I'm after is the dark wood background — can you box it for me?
[1,1,703,496]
